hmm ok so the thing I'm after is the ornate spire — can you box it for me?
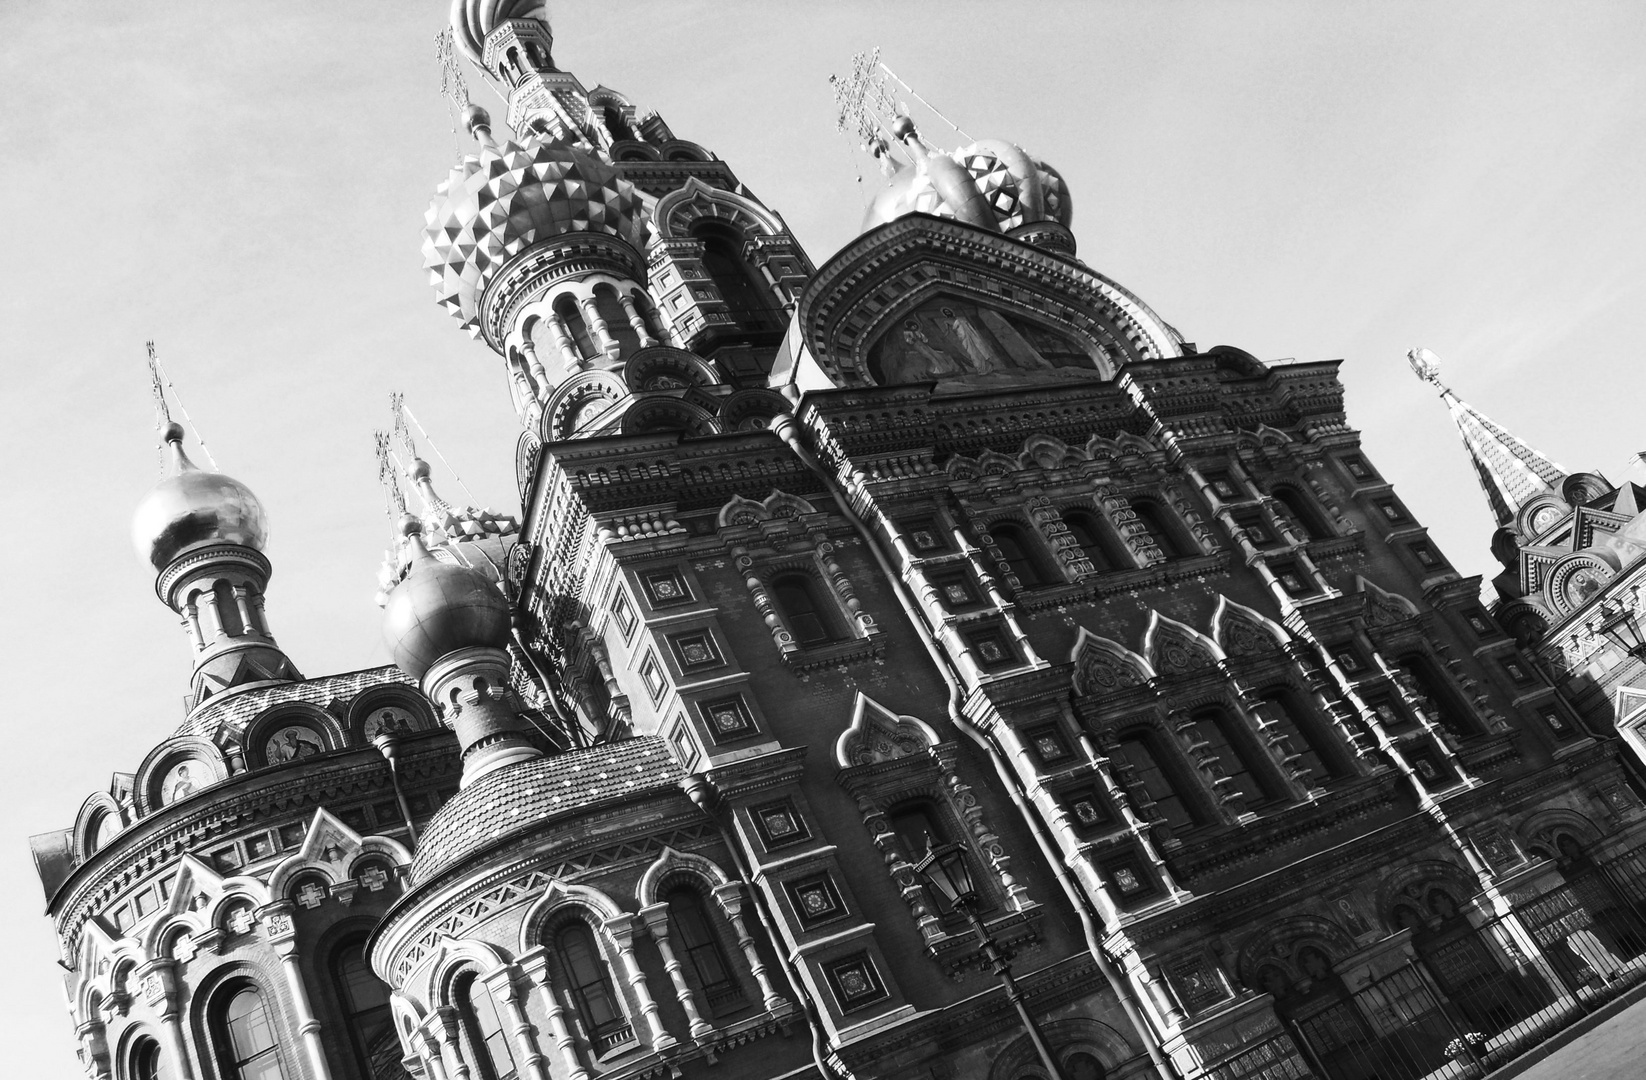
[1409,347,1567,527]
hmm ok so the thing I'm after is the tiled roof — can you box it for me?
[409,738,683,887]
[174,665,414,738]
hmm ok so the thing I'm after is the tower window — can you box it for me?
[1063,509,1123,571]
[1115,733,1203,832]
[771,573,840,647]
[1270,487,1334,541]
[552,293,596,361]
[556,923,631,1054]
[990,522,1051,587]
[456,972,517,1080]
[131,1038,169,1080]
[1260,688,1345,781]
[1131,501,1191,559]
[693,221,782,334]
[1188,707,1281,807]
[666,887,742,1011]
[333,942,394,1079]
[216,984,286,1080]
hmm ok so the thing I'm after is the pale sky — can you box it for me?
[3,0,1643,1070]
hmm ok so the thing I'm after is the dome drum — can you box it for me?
[155,544,271,607]
[483,231,649,353]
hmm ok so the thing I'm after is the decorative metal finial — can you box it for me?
[143,341,218,473]
[374,430,407,526]
[1407,346,1443,386]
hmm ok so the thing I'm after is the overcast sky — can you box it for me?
[3,0,1644,1069]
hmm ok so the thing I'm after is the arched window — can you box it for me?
[333,942,396,1079]
[591,284,640,357]
[91,810,121,852]
[1131,501,1191,559]
[666,887,742,1011]
[1271,487,1333,541]
[628,290,663,342]
[1188,707,1282,806]
[692,221,782,334]
[213,580,245,636]
[602,105,635,143]
[216,984,285,1080]
[556,923,629,1053]
[1259,688,1346,781]
[991,523,1051,588]
[887,800,976,924]
[771,573,840,647]
[455,972,517,1080]
[130,1037,170,1080]
[552,293,595,361]
[1063,510,1123,572]
[1115,733,1204,831]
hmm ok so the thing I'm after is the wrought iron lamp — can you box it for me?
[913,842,1068,1080]
[1599,600,1646,660]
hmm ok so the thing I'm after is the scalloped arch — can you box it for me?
[1142,611,1224,678]
[423,935,514,1008]
[637,846,732,907]
[516,879,626,955]
[653,177,784,240]
[1069,629,1154,696]
[73,789,128,863]
[836,692,941,768]
[716,489,818,529]
[1211,596,1289,658]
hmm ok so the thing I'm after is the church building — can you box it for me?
[32,5,1646,1080]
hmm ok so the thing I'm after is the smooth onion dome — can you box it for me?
[381,517,512,680]
[131,422,269,571]
[862,135,1071,238]
[422,106,649,338]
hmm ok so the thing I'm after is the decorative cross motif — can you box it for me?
[226,905,255,936]
[296,882,328,910]
[171,933,198,964]
[360,866,390,892]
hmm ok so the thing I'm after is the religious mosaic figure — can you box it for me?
[267,725,324,764]
[164,762,198,803]
[939,305,998,374]
[867,295,1109,388]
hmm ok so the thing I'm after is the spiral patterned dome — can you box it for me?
[381,522,512,680]
[132,424,268,571]
[863,138,1071,240]
[423,130,650,337]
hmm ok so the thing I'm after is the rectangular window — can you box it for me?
[339,806,370,833]
[669,630,723,671]
[1329,644,1364,674]
[1406,743,1455,786]
[211,845,243,872]
[1205,472,1241,500]
[1234,512,1276,547]
[1061,784,1112,831]
[1101,856,1155,899]
[1465,610,1494,636]
[787,874,847,927]
[133,889,156,918]
[900,516,948,553]
[639,651,666,702]
[1026,724,1076,766]
[1374,498,1410,525]
[1409,541,1443,570]
[1542,709,1572,737]
[611,590,637,639]
[825,953,887,1012]
[642,569,692,607]
[279,822,306,849]
[670,722,699,769]
[1500,658,1534,684]
[245,832,276,861]
[699,696,757,741]
[1368,698,1407,729]
[1342,455,1376,482]
[752,800,809,849]
[1272,563,1313,596]
[931,569,983,610]
[965,626,1018,670]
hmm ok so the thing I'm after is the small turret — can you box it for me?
[132,422,300,709]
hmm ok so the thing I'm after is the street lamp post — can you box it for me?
[1599,599,1646,660]
[914,841,1069,1080]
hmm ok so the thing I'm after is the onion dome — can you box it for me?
[132,423,269,571]
[863,135,1072,242]
[450,0,546,64]
[423,107,649,337]
[381,518,511,680]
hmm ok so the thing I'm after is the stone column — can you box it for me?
[579,295,619,359]
[483,966,550,1080]
[519,949,591,1080]
[183,599,204,651]
[136,958,196,1080]
[74,1017,111,1080]
[711,883,788,1012]
[412,1032,450,1080]
[519,338,551,397]
[602,913,677,1051]
[638,903,715,1040]
[261,902,335,1080]
[232,585,257,637]
[545,313,582,372]
[618,292,658,347]
[432,1007,473,1080]
[197,586,227,641]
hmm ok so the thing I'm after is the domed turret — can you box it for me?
[862,126,1073,253]
[131,423,268,571]
[422,106,649,339]
[381,518,511,680]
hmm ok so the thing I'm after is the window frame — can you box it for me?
[211,980,288,1080]
[453,969,520,1080]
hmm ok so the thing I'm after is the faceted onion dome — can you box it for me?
[131,423,269,571]
[862,136,1072,237]
[381,519,511,680]
[449,0,546,63]
[423,120,650,337]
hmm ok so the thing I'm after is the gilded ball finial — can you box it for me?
[1407,347,1443,385]
[161,421,185,444]
[463,104,492,140]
